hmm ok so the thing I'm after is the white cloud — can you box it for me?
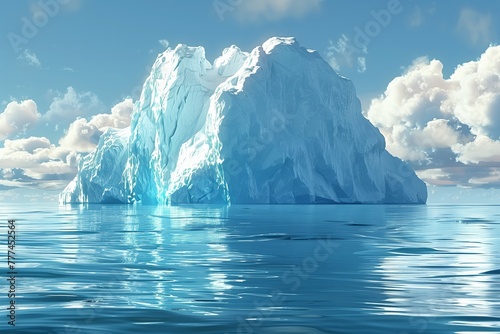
[4,136,51,153]
[59,98,134,152]
[366,45,500,187]
[0,100,41,140]
[18,49,42,67]
[159,39,170,48]
[456,8,493,45]
[0,97,134,189]
[59,118,102,152]
[415,168,457,186]
[234,0,322,22]
[90,98,134,129]
[453,135,500,164]
[449,46,500,138]
[0,137,77,188]
[43,87,106,127]
[2,137,71,166]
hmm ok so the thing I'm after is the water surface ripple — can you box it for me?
[1,204,499,333]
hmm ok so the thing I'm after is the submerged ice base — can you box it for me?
[60,37,427,204]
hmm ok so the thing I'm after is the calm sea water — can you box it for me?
[1,203,500,334]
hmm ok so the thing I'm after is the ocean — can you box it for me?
[1,203,499,333]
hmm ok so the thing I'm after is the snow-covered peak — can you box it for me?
[151,44,211,82]
[213,45,249,77]
[262,36,298,53]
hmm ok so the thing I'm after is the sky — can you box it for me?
[0,0,499,203]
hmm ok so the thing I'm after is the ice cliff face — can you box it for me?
[60,128,129,204]
[60,37,427,204]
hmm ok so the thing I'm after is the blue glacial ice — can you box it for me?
[60,37,427,204]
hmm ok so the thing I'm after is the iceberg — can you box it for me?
[60,37,427,204]
[59,127,129,204]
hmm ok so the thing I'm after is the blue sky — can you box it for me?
[0,0,499,203]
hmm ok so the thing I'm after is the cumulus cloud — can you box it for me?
[366,45,500,188]
[18,49,42,67]
[59,118,102,152]
[0,97,134,189]
[91,98,134,129]
[453,136,500,164]
[0,100,41,140]
[456,8,493,45]
[4,136,51,153]
[0,137,77,189]
[59,98,133,152]
[43,87,106,127]
[2,137,72,167]
[232,0,322,22]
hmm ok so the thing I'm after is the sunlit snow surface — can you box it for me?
[60,37,427,204]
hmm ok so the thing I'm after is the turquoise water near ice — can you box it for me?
[1,203,500,333]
